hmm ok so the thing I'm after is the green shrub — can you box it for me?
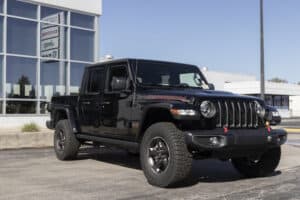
[21,123,40,132]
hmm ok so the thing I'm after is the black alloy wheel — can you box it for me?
[148,137,170,174]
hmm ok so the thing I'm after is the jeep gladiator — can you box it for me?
[47,58,287,187]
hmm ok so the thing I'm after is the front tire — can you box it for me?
[232,147,281,178]
[140,122,192,187]
[54,120,80,160]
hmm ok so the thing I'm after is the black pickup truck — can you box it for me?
[47,58,287,187]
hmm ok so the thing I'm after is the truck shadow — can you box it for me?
[77,147,282,188]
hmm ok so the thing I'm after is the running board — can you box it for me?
[76,134,139,150]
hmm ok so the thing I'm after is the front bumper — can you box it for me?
[185,128,287,151]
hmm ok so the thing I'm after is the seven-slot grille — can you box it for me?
[214,100,261,128]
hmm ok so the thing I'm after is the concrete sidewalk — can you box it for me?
[0,128,53,150]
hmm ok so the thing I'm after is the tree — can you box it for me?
[18,75,30,97]
[268,77,288,83]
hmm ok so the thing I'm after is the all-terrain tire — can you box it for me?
[232,147,281,178]
[54,120,80,160]
[140,122,192,187]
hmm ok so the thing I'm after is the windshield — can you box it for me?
[134,61,209,89]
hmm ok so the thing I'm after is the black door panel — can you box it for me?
[78,66,105,135]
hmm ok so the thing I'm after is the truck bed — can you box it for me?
[51,95,79,107]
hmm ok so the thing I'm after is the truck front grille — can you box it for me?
[214,100,262,128]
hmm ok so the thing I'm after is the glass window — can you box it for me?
[265,95,273,106]
[7,0,37,19]
[6,101,36,114]
[273,96,281,108]
[0,0,3,13]
[70,62,86,94]
[40,61,67,100]
[41,24,68,59]
[6,56,37,99]
[108,66,127,91]
[136,61,209,89]
[7,18,37,56]
[71,13,94,29]
[40,100,49,114]
[0,16,3,52]
[0,56,3,98]
[86,68,104,93]
[41,7,67,25]
[71,29,94,62]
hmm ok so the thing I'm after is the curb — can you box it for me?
[0,131,53,150]
[284,128,300,133]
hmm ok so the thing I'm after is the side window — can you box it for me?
[108,65,128,92]
[86,68,104,93]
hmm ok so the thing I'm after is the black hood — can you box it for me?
[138,88,262,102]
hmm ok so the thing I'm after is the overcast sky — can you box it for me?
[100,0,300,83]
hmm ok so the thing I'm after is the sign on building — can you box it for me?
[41,12,65,59]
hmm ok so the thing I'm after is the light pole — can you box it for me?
[260,0,265,100]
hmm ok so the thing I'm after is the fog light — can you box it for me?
[267,136,272,142]
[209,137,219,146]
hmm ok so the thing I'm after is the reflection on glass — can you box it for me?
[70,62,86,94]
[41,61,67,100]
[0,56,2,98]
[6,56,36,99]
[71,13,94,29]
[40,24,67,59]
[40,101,48,114]
[6,101,36,114]
[0,16,3,52]
[71,29,94,62]
[7,18,37,56]
[0,0,3,13]
[41,7,67,25]
[7,0,37,19]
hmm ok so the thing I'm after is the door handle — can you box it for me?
[82,101,91,105]
[100,101,111,105]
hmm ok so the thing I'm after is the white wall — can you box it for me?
[290,96,300,117]
[201,70,256,90]
[0,116,50,129]
[224,81,300,96]
[23,0,102,15]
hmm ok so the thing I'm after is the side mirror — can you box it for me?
[111,77,127,91]
[208,83,215,90]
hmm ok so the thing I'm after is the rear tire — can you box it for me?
[54,120,80,160]
[140,122,192,187]
[232,147,281,178]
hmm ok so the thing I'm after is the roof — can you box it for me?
[87,58,198,68]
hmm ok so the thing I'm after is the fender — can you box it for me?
[137,103,175,140]
[52,105,80,134]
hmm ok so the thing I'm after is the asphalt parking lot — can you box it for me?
[1,131,300,200]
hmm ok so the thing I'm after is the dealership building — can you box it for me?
[203,69,300,118]
[0,0,101,126]
[0,0,299,128]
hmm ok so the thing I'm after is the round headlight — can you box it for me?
[200,101,216,118]
[255,101,265,118]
